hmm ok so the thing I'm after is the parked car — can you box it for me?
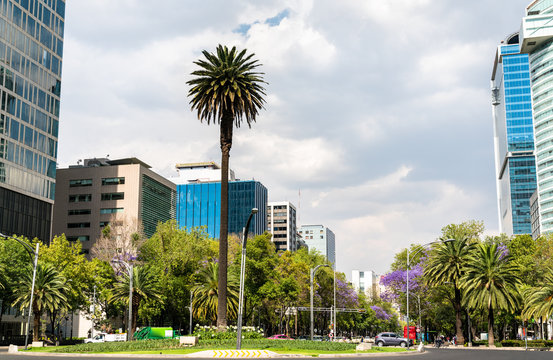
[312,335,324,341]
[374,332,412,347]
[296,335,309,341]
[267,334,293,340]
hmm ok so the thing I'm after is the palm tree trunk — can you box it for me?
[33,310,40,341]
[454,287,465,345]
[488,306,494,346]
[217,112,233,331]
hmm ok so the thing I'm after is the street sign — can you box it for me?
[329,332,334,338]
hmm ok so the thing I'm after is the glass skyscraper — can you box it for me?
[176,180,268,239]
[0,0,64,241]
[491,32,537,235]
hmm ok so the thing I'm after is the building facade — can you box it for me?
[175,180,268,239]
[351,270,380,300]
[491,32,537,235]
[52,158,176,254]
[520,0,553,234]
[298,224,336,267]
[0,0,65,241]
[267,201,297,251]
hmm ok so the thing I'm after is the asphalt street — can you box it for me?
[1,348,553,359]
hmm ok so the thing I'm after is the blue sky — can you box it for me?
[59,0,532,277]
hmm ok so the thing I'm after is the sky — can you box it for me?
[58,0,532,277]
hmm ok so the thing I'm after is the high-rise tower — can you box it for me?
[491,32,537,235]
[520,0,553,234]
[0,0,65,241]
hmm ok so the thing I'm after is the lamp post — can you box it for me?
[406,239,454,350]
[91,284,96,338]
[236,208,258,350]
[189,291,193,335]
[112,259,133,341]
[333,268,336,340]
[310,264,332,340]
[0,233,38,350]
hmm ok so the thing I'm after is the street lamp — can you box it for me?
[406,238,454,350]
[0,233,39,350]
[310,264,334,340]
[112,259,133,341]
[236,208,258,350]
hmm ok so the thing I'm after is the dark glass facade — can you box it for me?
[176,180,268,239]
[141,174,176,237]
[0,0,64,241]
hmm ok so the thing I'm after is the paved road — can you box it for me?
[1,348,553,359]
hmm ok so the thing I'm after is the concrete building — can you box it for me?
[298,224,336,267]
[351,270,380,300]
[267,201,298,251]
[171,162,268,239]
[0,0,66,241]
[52,157,176,254]
[491,32,537,235]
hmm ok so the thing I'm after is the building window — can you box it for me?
[67,222,90,228]
[69,179,92,187]
[99,221,109,227]
[101,192,124,201]
[69,194,92,202]
[67,235,90,242]
[68,209,91,216]
[100,208,124,214]
[102,177,125,185]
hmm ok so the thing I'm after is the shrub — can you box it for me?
[193,325,264,340]
[501,340,553,347]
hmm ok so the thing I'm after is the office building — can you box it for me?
[351,270,380,300]
[519,1,553,234]
[52,157,176,253]
[298,224,335,267]
[0,0,65,241]
[267,201,298,251]
[491,32,537,235]
[172,163,268,238]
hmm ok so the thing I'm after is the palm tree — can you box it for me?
[110,265,163,333]
[12,263,69,341]
[523,268,553,321]
[191,262,239,325]
[424,237,474,345]
[187,44,266,329]
[461,243,521,346]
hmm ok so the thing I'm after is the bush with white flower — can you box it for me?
[193,324,264,339]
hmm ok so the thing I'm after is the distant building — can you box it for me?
[531,189,541,240]
[0,0,66,242]
[267,201,298,251]
[298,225,336,267]
[351,270,380,300]
[171,163,268,239]
[52,157,176,254]
[491,31,537,235]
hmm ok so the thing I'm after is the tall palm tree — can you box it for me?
[424,237,474,345]
[110,265,163,333]
[191,262,239,325]
[523,268,553,320]
[12,263,69,341]
[461,243,521,346]
[187,44,266,329]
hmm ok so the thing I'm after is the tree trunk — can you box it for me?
[488,306,494,346]
[217,113,233,331]
[33,310,40,341]
[453,287,465,345]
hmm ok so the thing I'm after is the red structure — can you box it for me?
[403,326,416,340]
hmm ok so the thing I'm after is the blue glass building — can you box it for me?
[176,180,268,239]
[491,33,537,235]
[0,0,65,241]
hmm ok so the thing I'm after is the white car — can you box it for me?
[84,333,126,343]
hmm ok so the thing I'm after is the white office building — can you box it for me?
[298,225,336,267]
[351,270,380,300]
[267,201,298,251]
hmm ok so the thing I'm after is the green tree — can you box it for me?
[424,221,482,345]
[109,265,163,333]
[191,261,239,324]
[523,268,553,321]
[187,44,266,329]
[0,235,30,325]
[12,263,69,341]
[461,243,521,346]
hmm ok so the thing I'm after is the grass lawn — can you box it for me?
[21,339,414,356]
